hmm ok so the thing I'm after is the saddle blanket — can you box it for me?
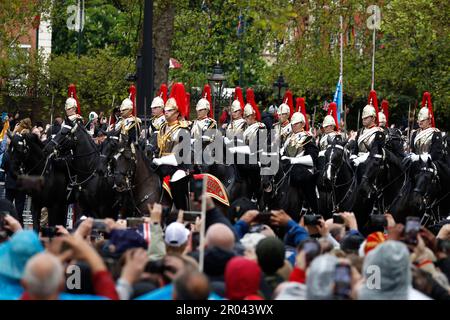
[162,173,230,206]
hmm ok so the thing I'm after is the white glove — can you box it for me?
[223,137,232,145]
[349,154,357,160]
[282,155,314,166]
[318,150,326,157]
[419,153,430,162]
[202,135,212,142]
[352,153,369,166]
[408,153,420,162]
[190,138,196,145]
[152,154,178,166]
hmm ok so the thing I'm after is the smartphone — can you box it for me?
[304,214,322,226]
[333,214,344,224]
[41,226,58,238]
[301,240,321,264]
[92,219,108,233]
[192,179,204,202]
[127,217,145,228]
[255,211,272,225]
[334,263,352,299]
[404,216,420,245]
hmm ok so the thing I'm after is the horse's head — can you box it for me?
[111,135,137,192]
[358,150,385,197]
[43,122,77,156]
[7,133,30,177]
[411,156,439,212]
[322,135,347,184]
[97,130,121,176]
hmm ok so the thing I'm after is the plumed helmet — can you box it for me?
[362,104,376,119]
[196,98,210,112]
[151,96,165,109]
[231,99,242,112]
[378,112,387,126]
[65,97,77,111]
[120,98,133,112]
[244,103,255,117]
[322,115,336,128]
[164,97,178,112]
[417,107,430,122]
[291,112,305,125]
[278,103,291,115]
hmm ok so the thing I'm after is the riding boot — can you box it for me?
[170,173,190,210]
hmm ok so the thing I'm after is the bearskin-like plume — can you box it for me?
[170,83,189,119]
[328,102,339,131]
[282,90,294,117]
[421,92,435,127]
[381,100,389,127]
[202,84,213,118]
[296,97,309,131]
[368,90,380,125]
[246,88,261,121]
[68,84,81,115]
[234,86,245,110]
[159,83,168,104]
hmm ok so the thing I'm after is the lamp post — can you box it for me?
[207,61,226,122]
[272,73,288,105]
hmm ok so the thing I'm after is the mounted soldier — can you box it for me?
[280,111,319,212]
[190,84,217,146]
[225,87,246,137]
[148,83,168,136]
[63,84,83,127]
[115,85,141,145]
[152,82,191,210]
[317,102,343,171]
[273,90,294,147]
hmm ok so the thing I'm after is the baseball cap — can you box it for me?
[164,222,190,247]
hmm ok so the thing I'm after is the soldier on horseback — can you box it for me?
[317,102,343,171]
[63,84,83,127]
[190,85,217,146]
[273,101,293,147]
[281,111,319,212]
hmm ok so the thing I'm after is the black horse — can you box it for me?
[316,136,355,219]
[46,122,118,219]
[7,132,68,230]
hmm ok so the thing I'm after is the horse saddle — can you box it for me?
[162,173,230,206]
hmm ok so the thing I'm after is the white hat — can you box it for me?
[243,103,255,117]
[291,112,305,125]
[418,107,430,122]
[120,98,133,112]
[151,96,164,109]
[231,99,242,113]
[278,103,290,115]
[65,97,77,111]
[378,112,386,126]
[196,98,210,111]
[164,222,190,247]
[362,104,376,119]
[322,115,336,128]
[164,97,178,112]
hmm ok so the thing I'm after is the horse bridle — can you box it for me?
[111,144,137,192]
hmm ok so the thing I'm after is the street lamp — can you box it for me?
[207,61,226,122]
[272,73,288,105]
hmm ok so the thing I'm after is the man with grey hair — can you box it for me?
[21,253,64,300]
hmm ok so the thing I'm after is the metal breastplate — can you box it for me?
[358,127,380,153]
[151,115,166,132]
[191,118,216,137]
[414,128,436,155]
[285,132,309,157]
[319,132,338,151]
[227,119,246,135]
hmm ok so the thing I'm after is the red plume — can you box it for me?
[282,90,294,117]
[202,84,213,118]
[158,83,168,104]
[368,90,380,125]
[170,83,189,119]
[219,110,229,125]
[68,84,81,115]
[234,86,245,110]
[185,92,191,117]
[381,100,389,127]
[128,84,137,116]
[327,102,339,131]
[421,92,435,127]
[296,97,309,131]
[246,88,261,121]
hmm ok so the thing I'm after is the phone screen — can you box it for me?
[334,264,352,299]
[405,217,420,245]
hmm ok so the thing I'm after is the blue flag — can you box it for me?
[333,76,343,125]
[237,13,245,37]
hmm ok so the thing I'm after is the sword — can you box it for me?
[50,93,54,126]
[311,104,317,135]
[144,96,148,141]
[357,109,361,131]
[407,102,411,152]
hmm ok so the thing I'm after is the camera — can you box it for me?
[369,215,387,230]
[254,211,273,225]
[127,217,145,228]
[404,216,420,245]
[41,226,58,238]
[304,214,323,226]
[334,263,352,299]
[92,219,108,233]
[333,213,344,224]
